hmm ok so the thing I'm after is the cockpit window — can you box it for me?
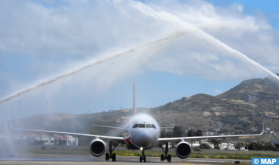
[133,123,157,129]
[146,124,152,128]
[138,124,145,128]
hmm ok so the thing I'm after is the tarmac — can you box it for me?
[0,154,251,165]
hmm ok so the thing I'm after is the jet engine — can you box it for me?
[89,138,106,157]
[175,141,192,159]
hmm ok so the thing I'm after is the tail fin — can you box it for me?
[133,83,136,116]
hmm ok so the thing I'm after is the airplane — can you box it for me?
[10,83,264,162]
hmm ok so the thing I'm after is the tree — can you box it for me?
[263,142,275,151]
[208,138,222,149]
[187,129,195,137]
[200,143,211,149]
[248,141,263,150]
[160,131,166,138]
[195,130,203,136]
[172,126,183,137]
[165,132,172,138]
[235,142,244,150]
[245,143,248,149]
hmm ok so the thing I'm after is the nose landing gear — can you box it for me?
[105,141,119,161]
[140,149,146,162]
[161,142,171,162]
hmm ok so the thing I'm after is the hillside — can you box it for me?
[10,76,279,144]
[217,76,279,115]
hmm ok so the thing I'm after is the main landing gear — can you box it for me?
[105,141,119,162]
[161,142,171,162]
[140,149,146,162]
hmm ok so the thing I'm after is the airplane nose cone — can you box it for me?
[135,132,154,148]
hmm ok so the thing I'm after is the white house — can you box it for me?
[220,143,235,150]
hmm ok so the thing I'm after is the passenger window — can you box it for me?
[146,124,152,128]
[138,124,145,128]
[152,124,157,129]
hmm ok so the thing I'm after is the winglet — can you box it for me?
[260,118,264,135]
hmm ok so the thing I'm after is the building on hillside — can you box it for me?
[220,143,235,150]
[65,135,78,146]
[266,128,270,131]
[190,141,200,148]
[205,131,214,136]
[41,134,55,145]
[212,128,220,132]
[53,134,68,145]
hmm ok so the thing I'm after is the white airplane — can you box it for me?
[10,83,264,162]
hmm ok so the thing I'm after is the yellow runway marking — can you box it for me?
[0,161,115,164]
[180,164,212,165]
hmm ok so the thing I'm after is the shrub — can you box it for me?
[200,143,211,149]
[41,146,46,150]
[193,148,202,152]
[235,142,244,150]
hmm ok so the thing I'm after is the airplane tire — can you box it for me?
[140,156,142,162]
[105,153,109,161]
[144,156,146,162]
[160,154,165,161]
[167,155,171,162]
[112,153,116,161]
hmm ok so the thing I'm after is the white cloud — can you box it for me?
[214,89,222,94]
[0,0,279,116]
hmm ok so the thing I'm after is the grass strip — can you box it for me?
[5,148,279,160]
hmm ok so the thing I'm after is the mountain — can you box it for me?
[217,76,279,115]
[10,76,279,144]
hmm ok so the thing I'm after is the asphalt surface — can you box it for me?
[0,154,251,165]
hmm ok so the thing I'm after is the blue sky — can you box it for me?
[207,0,279,29]
[0,0,279,118]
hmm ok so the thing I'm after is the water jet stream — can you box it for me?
[131,2,279,81]
[0,32,186,104]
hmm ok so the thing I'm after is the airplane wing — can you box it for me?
[92,125,127,130]
[157,120,264,143]
[10,120,124,141]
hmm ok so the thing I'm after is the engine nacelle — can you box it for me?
[89,138,106,157]
[175,141,192,159]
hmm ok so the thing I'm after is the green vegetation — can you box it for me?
[235,142,245,150]
[221,163,250,165]
[187,129,203,137]
[248,142,278,151]
[10,147,279,160]
[200,143,211,149]
[208,138,222,148]
[190,151,279,159]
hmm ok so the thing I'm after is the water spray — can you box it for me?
[131,1,279,81]
[0,32,186,104]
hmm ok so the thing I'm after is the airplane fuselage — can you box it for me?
[123,114,160,150]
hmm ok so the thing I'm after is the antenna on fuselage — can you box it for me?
[133,83,136,116]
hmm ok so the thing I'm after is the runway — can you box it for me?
[0,154,251,165]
